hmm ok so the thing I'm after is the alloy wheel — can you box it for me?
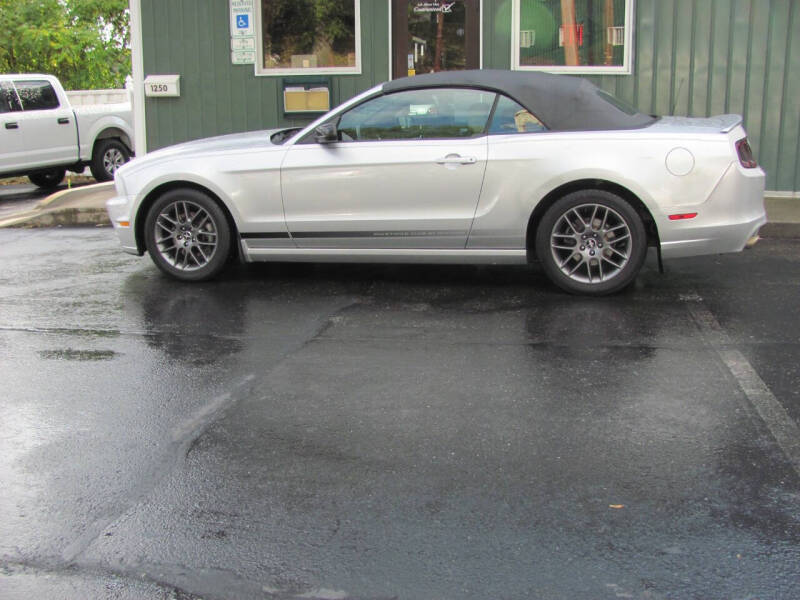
[103,147,126,176]
[153,200,219,271]
[549,203,632,284]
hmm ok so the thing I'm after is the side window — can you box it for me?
[0,82,22,113]
[489,95,547,135]
[338,88,496,142]
[13,80,60,111]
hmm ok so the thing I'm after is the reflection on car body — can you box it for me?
[107,70,766,295]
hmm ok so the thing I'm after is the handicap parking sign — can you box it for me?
[229,1,254,37]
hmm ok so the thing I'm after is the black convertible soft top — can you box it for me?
[382,70,656,132]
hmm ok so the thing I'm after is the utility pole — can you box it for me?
[434,11,444,71]
[604,0,614,65]
[561,0,579,66]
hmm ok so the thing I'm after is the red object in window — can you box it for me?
[736,138,758,168]
[559,24,584,47]
[668,213,698,220]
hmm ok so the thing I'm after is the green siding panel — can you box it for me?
[142,0,389,151]
[778,0,800,192]
[483,0,513,70]
[571,0,800,191]
[141,0,800,190]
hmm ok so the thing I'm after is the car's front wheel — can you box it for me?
[144,188,232,282]
[535,190,648,295]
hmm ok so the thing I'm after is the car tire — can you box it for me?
[28,168,66,189]
[144,188,232,282]
[90,139,130,181]
[535,190,648,296]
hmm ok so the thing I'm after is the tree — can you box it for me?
[0,0,130,90]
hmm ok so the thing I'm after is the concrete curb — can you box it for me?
[36,181,114,208]
[0,208,111,229]
[0,182,114,229]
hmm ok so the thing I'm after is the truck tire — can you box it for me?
[90,139,130,182]
[28,168,66,189]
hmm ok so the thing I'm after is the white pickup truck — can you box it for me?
[0,74,134,188]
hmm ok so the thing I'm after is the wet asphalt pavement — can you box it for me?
[0,228,798,600]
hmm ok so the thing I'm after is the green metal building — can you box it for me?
[130,0,800,193]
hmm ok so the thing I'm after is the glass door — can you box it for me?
[392,1,480,78]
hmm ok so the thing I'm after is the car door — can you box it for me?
[0,81,24,174]
[8,79,78,171]
[280,87,495,249]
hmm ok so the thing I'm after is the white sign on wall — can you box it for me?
[231,37,256,52]
[230,0,255,65]
[230,0,254,37]
[144,75,180,97]
[232,50,256,65]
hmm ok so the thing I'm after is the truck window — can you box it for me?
[0,82,22,113]
[13,80,60,111]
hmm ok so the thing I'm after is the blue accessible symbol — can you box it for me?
[236,14,249,29]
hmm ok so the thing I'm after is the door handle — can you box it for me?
[57,117,70,124]
[435,154,477,165]
[5,122,18,129]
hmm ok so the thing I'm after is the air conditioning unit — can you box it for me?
[520,30,536,48]
[607,26,625,46]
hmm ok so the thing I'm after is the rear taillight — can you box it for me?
[736,138,757,168]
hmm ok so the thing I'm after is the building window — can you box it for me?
[257,0,361,76]
[512,0,633,75]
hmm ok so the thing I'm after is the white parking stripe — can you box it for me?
[685,296,800,477]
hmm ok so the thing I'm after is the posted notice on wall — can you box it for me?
[230,0,255,64]
[230,0,254,36]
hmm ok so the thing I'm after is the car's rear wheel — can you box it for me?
[535,190,647,295]
[28,168,66,189]
[144,188,232,282]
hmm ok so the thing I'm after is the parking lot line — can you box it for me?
[685,295,800,477]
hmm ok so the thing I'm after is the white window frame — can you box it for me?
[255,0,362,76]
[511,0,634,75]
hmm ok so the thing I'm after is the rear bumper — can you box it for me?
[659,163,766,260]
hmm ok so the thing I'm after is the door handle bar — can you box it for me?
[5,122,19,129]
[57,117,70,124]
[435,155,477,165]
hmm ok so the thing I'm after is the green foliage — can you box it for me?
[0,0,130,90]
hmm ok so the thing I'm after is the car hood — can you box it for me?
[118,128,288,177]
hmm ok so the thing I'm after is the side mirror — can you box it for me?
[314,122,339,144]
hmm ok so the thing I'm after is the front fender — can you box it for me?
[126,149,285,248]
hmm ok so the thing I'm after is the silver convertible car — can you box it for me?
[107,70,766,295]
